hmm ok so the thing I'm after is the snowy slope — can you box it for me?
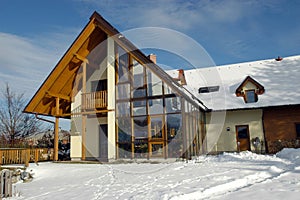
[167,55,300,110]
[10,148,300,200]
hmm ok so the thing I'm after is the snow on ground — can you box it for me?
[8,148,300,200]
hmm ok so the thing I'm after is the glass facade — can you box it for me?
[115,45,206,159]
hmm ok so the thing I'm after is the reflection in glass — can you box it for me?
[117,46,129,83]
[149,99,163,115]
[117,84,130,100]
[150,116,163,139]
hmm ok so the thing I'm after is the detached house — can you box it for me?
[168,55,300,154]
[24,12,207,161]
[24,11,300,161]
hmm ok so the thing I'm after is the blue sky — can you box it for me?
[1,0,300,129]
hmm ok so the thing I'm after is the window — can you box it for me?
[91,79,107,92]
[236,125,249,139]
[295,123,300,138]
[198,86,219,93]
[245,90,257,103]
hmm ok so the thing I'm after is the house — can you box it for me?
[167,55,300,154]
[24,11,300,161]
[24,11,207,161]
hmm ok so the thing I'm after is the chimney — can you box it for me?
[173,69,187,85]
[178,69,187,85]
[148,54,157,64]
[275,56,283,61]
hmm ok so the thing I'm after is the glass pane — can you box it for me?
[132,60,144,88]
[167,114,183,158]
[164,84,174,95]
[116,102,130,117]
[296,124,300,138]
[132,88,146,98]
[118,46,129,83]
[166,97,181,113]
[117,117,131,141]
[118,143,132,159]
[132,100,146,116]
[134,138,148,158]
[149,99,163,115]
[237,126,248,139]
[117,83,130,100]
[151,143,164,157]
[150,117,163,139]
[147,70,162,96]
[246,90,256,103]
[133,116,148,139]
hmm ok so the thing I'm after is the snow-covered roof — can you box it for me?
[167,55,300,111]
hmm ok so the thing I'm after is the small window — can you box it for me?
[236,125,249,139]
[295,123,300,138]
[199,86,219,93]
[245,90,257,103]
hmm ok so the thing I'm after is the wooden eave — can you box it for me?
[235,76,265,97]
[23,13,107,118]
[24,11,207,118]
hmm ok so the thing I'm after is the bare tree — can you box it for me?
[0,83,43,145]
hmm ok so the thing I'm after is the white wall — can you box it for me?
[206,109,264,152]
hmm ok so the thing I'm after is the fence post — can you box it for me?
[35,148,39,164]
[0,169,12,198]
[0,149,2,165]
[25,149,30,167]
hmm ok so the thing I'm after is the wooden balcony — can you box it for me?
[82,91,107,110]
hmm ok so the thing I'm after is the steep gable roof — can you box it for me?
[24,11,206,117]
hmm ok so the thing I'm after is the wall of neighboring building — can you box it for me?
[263,105,300,153]
[206,109,265,153]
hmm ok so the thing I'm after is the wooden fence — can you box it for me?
[0,148,53,167]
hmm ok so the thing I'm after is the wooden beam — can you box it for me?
[54,97,60,161]
[61,109,114,117]
[81,61,87,161]
[46,91,71,101]
[81,114,86,160]
[74,53,89,64]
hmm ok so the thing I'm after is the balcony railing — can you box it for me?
[82,91,107,110]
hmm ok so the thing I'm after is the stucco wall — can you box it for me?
[206,109,264,152]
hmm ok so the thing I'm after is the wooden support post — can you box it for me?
[81,60,87,161]
[0,149,2,166]
[54,97,60,161]
[81,115,86,160]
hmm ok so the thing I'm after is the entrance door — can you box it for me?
[236,125,250,151]
[99,124,108,162]
[149,116,165,158]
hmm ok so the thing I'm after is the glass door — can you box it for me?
[149,116,165,157]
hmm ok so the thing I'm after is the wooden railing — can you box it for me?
[82,91,107,110]
[0,148,53,167]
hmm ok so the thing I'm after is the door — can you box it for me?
[149,116,165,157]
[99,124,108,162]
[236,125,250,151]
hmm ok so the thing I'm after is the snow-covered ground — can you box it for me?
[9,148,300,200]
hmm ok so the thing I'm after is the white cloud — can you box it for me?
[0,29,77,97]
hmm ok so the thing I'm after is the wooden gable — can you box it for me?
[24,12,206,118]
